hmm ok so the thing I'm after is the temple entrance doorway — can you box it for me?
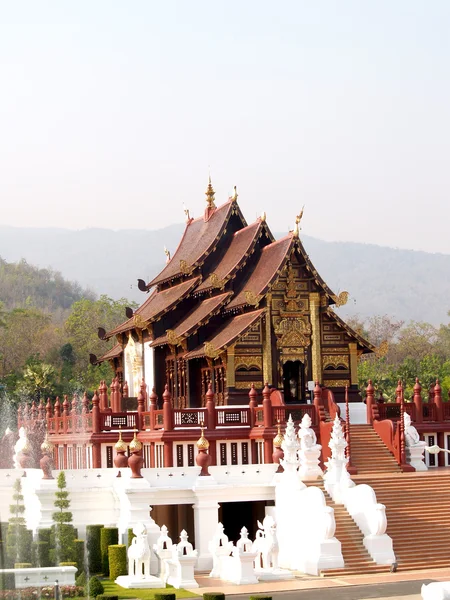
[283,360,305,403]
[219,500,266,543]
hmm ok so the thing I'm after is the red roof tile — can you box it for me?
[150,292,232,346]
[105,277,200,338]
[226,235,294,310]
[196,220,263,293]
[185,309,265,359]
[97,343,122,363]
[149,200,237,287]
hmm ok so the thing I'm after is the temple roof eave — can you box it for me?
[184,308,265,360]
[103,276,200,340]
[150,291,232,348]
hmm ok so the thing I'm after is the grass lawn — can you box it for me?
[101,579,199,599]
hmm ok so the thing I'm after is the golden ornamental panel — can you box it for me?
[322,354,350,369]
[235,355,263,370]
[235,381,253,389]
[275,316,312,348]
[324,379,350,387]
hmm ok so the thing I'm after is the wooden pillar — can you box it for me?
[263,301,273,385]
[309,293,322,384]
[226,344,236,388]
[348,343,358,386]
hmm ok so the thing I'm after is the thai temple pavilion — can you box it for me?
[96,180,373,406]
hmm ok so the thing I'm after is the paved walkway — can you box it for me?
[188,567,450,599]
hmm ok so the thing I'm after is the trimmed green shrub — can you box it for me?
[51,472,76,563]
[249,597,272,600]
[86,575,104,598]
[7,479,32,565]
[203,595,225,600]
[154,595,176,600]
[37,528,51,544]
[86,525,104,573]
[0,522,8,542]
[75,571,86,587]
[74,539,85,574]
[14,562,32,568]
[108,544,127,580]
[127,527,135,549]
[32,541,50,567]
[96,595,119,600]
[100,527,118,576]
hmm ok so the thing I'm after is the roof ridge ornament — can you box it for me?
[293,205,305,237]
[205,175,216,209]
[164,246,171,263]
[231,185,238,202]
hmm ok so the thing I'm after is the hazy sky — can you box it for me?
[1,1,449,253]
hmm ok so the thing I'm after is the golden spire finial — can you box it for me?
[261,211,266,222]
[231,185,238,202]
[197,421,210,450]
[273,420,284,448]
[293,205,305,237]
[205,176,216,209]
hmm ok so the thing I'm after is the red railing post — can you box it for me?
[205,383,217,465]
[262,383,273,464]
[249,383,257,428]
[366,380,375,424]
[162,385,174,467]
[313,381,323,422]
[137,379,146,430]
[91,390,101,468]
[399,382,406,467]
[434,379,443,421]
[413,378,423,424]
[149,387,158,430]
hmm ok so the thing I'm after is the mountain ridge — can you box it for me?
[1,224,449,326]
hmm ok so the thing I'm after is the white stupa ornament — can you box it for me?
[324,415,354,502]
[280,415,300,474]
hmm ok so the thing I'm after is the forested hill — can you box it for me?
[0,257,95,314]
[0,225,449,325]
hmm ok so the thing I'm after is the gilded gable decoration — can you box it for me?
[166,329,183,347]
[133,314,147,330]
[244,290,263,307]
[204,341,221,359]
[180,260,194,276]
[333,291,349,307]
[209,273,227,290]
[275,316,312,349]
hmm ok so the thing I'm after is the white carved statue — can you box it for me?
[236,526,253,553]
[298,413,323,480]
[253,516,279,571]
[298,413,317,448]
[403,412,421,446]
[173,530,196,558]
[403,412,427,471]
[13,426,29,469]
[127,522,151,578]
[209,522,233,577]
[153,525,173,582]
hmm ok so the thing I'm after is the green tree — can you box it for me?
[22,361,56,401]
[50,472,76,564]
[64,295,136,388]
[6,479,32,565]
